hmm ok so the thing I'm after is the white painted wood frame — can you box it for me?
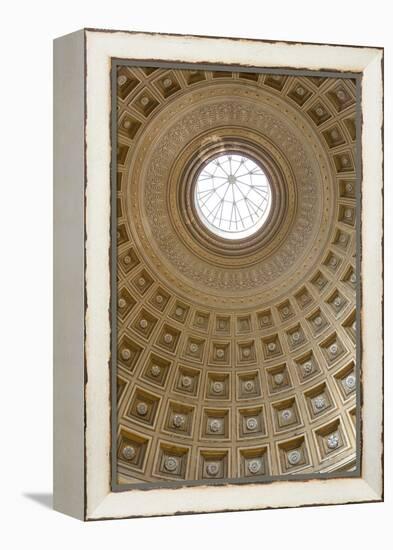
[53,29,383,521]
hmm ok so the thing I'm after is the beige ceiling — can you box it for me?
[115,65,357,484]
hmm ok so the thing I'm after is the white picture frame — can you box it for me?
[53,28,383,520]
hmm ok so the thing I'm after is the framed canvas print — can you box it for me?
[53,29,383,520]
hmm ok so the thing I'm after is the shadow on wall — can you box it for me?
[23,493,53,509]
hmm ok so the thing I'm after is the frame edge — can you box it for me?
[53,28,86,521]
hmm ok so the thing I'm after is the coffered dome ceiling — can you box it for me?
[115,65,357,484]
